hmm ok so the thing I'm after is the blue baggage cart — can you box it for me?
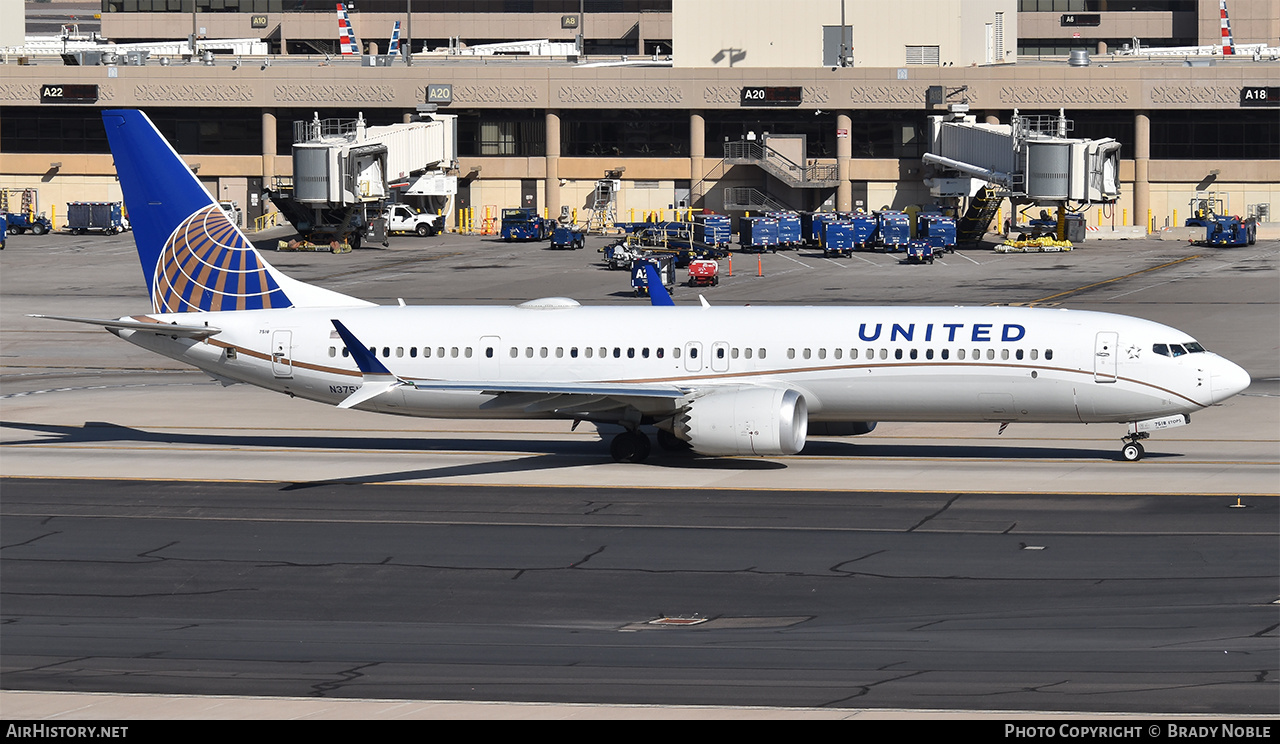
[694,214,731,248]
[850,213,878,249]
[822,221,855,257]
[876,211,911,251]
[917,212,957,253]
[738,217,779,253]
[767,212,802,249]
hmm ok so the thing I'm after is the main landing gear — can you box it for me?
[610,429,651,463]
[1120,432,1149,462]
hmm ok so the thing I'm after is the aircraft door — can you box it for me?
[271,330,293,377]
[479,335,501,379]
[1093,331,1118,383]
[710,341,730,372]
[684,341,703,372]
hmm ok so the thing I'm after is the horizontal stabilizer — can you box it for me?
[30,314,222,340]
[338,379,406,410]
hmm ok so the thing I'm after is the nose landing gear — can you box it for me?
[1120,414,1191,462]
[1121,435,1147,462]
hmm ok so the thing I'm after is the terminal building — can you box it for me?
[1,0,1277,233]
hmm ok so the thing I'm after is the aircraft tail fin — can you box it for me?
[338,2,359,55]
[1220,0,1234,55]
[102,109,372,313]
[388,20,401,56]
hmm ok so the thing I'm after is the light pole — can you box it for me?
[406,0,412,66]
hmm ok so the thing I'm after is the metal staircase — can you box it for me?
[723,187,791,213]
[723,141,839,189]
[957,185,1008,243]
[586,178,617,233]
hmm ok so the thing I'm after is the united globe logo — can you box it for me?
[152,205,290,313]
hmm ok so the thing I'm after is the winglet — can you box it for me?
[645,263,675,306]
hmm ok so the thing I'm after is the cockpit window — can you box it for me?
[1156,342,1207,357]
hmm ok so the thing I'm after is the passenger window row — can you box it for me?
[785,347,1054,362]
[326,344,1054,364]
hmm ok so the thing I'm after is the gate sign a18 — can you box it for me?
[1240,87,1279,107]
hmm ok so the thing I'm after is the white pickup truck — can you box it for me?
[383,204,443,236]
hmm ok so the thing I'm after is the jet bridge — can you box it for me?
[923,108,1121,242]
[270,110,458,246]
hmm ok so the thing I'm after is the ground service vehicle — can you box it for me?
[67,201,128,235]
[694,215,731,248]
[822,222,855,257]
[501,208,550,241]
[850,214,878,249]
[906,239,935,264]
[917,212,957,253]
[767,212,802,249]
[5,211,52,235]
[603,241,641,270]
[738,217,779,253]
[1201,214,1257,246]
[876,211,911,251]
[631,256,676,297]
[687,258,719,287]
[549,225,586,250]
[383,204,443,236]
[218,200,243,228]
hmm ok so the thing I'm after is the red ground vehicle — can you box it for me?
[687,259,720,287]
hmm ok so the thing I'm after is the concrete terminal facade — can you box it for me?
[1,1,1277,232]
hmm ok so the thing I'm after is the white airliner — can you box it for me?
[36,110,1251,463]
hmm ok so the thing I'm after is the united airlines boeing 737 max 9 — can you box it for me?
[34,110,1251,463]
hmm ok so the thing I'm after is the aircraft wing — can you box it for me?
[407,380,691,415]
[30,314,222,340]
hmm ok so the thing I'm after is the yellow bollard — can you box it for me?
[1123,208,1128,226]
[1173,209,1178,226]
[1148,209,1153,234]
[1097,208,1102,226]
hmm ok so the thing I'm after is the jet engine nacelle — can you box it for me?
[679,387,808,456]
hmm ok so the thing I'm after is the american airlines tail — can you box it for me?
[337,3,359,56]
[100,109,370,312]
[389,20,401,57]
[1219,0,1235,55]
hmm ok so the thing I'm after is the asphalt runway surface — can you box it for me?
[2,228,1277,717]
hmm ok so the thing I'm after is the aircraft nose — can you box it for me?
[1210,357,1251,404]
